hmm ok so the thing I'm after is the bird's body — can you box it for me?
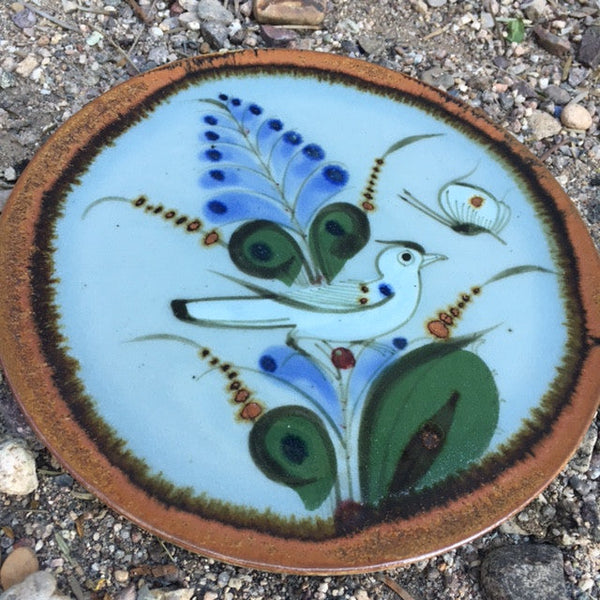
[172,243,444,345]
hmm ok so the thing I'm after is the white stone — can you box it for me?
[561,103,593,130]
[528,110,561,139]
[179,0,198,10]
[15,55,38,78]
[197,0,234,25]
[61,0,78,13]
[521,0,547,20]
[0,440,38,495]
[0,571,57,600]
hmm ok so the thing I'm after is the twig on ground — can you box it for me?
[23,2,79,31]
[124,0,150,23]
[378,574,420,600]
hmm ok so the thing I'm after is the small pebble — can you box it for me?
[561,103,593,130]
[528,110,561,139]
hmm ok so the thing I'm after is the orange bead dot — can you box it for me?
[204,231,219,245]
[241,402,262,420]
[362,201,375,211]
[428,320,449,339]
[234,389,250,403]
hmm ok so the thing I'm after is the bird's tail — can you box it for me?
[171,297,293,329]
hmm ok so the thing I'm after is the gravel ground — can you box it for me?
[1,0,599,599]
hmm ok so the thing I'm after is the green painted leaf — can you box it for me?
[359,345,499,507]
[249,405,337,510]
[228,220,306,286]
[308,202,370,283]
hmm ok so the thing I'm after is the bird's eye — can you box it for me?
[399,251,414,265]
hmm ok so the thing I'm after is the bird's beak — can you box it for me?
[421,253,447,268]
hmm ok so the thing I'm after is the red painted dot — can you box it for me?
[469,195,484,208]
[359,297,368,305]
[187,220,201,232]
[331,347,356,369]
[362,201,375,211]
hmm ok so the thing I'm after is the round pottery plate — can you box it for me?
[0,50,599,574]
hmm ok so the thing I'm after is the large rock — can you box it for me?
[481,544,568,600]
[0,439,38,495]
[254,0,326,26]
[0,571,70,600]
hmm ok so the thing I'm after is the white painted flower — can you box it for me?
[400,174,511,244]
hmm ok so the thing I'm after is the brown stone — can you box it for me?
[254,0,326,26]
[533,25,572,57]
[259,24,299,47]
[0,546,39,590]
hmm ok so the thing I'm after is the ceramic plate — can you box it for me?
[1,50,599,573]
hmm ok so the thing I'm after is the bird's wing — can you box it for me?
[217,273,386,312]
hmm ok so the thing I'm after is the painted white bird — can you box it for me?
[171,242,445,349]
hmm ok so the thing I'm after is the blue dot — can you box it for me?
[259,355,277,372]
[379,283,394,297]
[323,165,349,186]
[325,220,345,236]
[553,106,563,119]
[249,104,263,115]
[283,131,303,145]
[268,119,283,131]
[205,149,222,162]
[204,115,218,125]
[207,200,227,214]
[250,242,272,262]
[302,144,325,161]
[209,170,225,181]
[231,98,241,106]
[204,131,219,141]
[218,93,228,101]
[392,337,408,350]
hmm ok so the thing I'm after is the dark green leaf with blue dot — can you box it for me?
[249,405,337,510]
[228,220,307,286]
[309,202,370,283]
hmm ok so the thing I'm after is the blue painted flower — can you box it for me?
[205,149,223,162]
[207,200,227,215]
[259,355,277,372]
[283,131,303,145]
[268,119,283,131]
[323,165,349,186]
[302,144,325,161]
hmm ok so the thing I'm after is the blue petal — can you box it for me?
[259,346,342,427]
[294,164,350,227]
[198,166,279,199]
[202,191,293,226]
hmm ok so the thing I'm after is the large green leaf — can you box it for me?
[359,345,499,507]
[249,405,337,510]
[308,202,370,283]
[229,220,306,286]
